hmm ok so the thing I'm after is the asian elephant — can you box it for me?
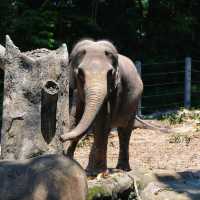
[60,39,143,174]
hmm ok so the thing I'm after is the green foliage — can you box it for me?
[160,111,185,125]
[0,0,199,60]
[159,109,200,125]
[87,186,111,200]
[10,1,57,49]
[0,0,200,114]
[127,191,137,200]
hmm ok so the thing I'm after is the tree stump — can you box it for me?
[0,44,5,70]
[0,35,69,160]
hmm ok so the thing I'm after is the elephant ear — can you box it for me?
[98,40,120,90]
[114,60,120,89]
[106,51,120,90]
[68,52,78,90]
[69,48,87,90]
[69,61,76,90]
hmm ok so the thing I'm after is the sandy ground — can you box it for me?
[74,111,200,172]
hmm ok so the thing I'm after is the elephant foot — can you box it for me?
[86,162,108,177]
[116,162,131,171]
[86,167,109,177]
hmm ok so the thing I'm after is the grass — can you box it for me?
[159,109,185,125]
[87,186,111,200]
[159,108,200,125]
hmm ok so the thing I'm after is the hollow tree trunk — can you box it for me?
[0,35,69,160]
[0,44,5,70]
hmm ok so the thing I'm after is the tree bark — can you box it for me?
[41,80,59,144]
[0,44,5,70]
[0,35,69,160]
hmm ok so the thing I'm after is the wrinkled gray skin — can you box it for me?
[0,154,88,200]
[60,39,143,174]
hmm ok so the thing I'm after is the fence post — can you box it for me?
[184,57,192,109]
[135,60,142,116]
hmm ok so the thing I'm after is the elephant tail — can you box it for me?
[135,115,170,133]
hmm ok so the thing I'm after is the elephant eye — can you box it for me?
[105,51,112,58]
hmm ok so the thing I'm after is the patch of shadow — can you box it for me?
[156,170,200,200]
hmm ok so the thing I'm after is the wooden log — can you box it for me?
[0,35,69,160]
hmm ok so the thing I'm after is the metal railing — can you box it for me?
[136,57,200,115]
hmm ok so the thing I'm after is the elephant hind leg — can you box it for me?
[116,119,134,171]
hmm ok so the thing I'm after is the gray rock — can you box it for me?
[87,169,200,200]
[133,169,200,200]
[0,154,88,200]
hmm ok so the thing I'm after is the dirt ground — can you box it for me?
[74,110,200,172]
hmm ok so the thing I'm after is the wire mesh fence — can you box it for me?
[192,60,200,108]
[136,58,200,115]
[0,58,199,118]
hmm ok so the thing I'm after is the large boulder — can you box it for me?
[0,154,88,200]
[87,168,200,200]
[138,169,200,200]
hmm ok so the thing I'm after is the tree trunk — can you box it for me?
[0,35,69,160]
[0,44,5,70]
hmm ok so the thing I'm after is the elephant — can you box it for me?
[60,39,143,174]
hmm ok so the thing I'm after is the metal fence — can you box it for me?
[136,57,200,115]
[0,59,198,117]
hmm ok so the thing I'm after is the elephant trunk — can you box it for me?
[61,82,107,141]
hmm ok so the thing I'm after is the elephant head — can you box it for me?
[61,39,120,141]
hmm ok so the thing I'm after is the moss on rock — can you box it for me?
[87,186,111,200]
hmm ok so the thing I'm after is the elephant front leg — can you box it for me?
[86,105,110,175]
[116,119,134,171]
[86,128,110,175]
[63,139,79,158]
